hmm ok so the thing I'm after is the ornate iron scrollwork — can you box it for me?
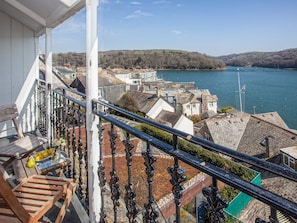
[142,143,159,223]
[168,158,187,222]
[109,124,121,222]
[202,186,228,223]
[98,159,107,223]
[123,134,139,222]
[97,119,107,223]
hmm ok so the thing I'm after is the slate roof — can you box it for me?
[117,90,159,114]
[252,112,288,129]
[205,114,250,150]
[143,81,197,90]
[175,92,198,104]
[155,110,182,127]
[238,115,297,157]
[188,89,203,98]
[202,93,218,102]
[198,110,297,157]
[71,73,125,88]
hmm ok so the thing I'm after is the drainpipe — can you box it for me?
[86,0,100,222]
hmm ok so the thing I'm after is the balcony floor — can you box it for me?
[43,193,89,223]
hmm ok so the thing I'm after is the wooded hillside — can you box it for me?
[99,50,225,70]
[53,50,226,70]
[52,48,297,70]
[219,48,297,69]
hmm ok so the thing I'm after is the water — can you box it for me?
[157,67,297,129]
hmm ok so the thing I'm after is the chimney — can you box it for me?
[155,87,161,97]
[260,135,275,158]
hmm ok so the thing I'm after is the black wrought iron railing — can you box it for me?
[37,85,297,223]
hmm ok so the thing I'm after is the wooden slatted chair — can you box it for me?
[0,104,47,167]
[0,164,76,223]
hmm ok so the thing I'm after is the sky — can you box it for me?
[48,0,297,56]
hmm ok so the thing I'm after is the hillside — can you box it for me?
[52,48,297,70]
[53,50,226,70]
[218,48,297,69]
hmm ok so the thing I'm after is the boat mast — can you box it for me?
[237,67,243,112]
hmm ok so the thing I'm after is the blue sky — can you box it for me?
[49,0,297,56]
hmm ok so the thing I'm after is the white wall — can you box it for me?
[182,102,201,116]
[147,98,175,119]
[0,11,38,136]
[139,70,158,81]
[174,115,193,135]
[207,101,217,113]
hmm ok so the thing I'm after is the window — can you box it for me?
[289,158,295,169]
[283,155,288,165]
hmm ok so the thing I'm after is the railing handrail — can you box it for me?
[95,99,297,183]
[53,87,86,108]
[51,87,297,219]
[93,105,297,218]
[53,87,297,182]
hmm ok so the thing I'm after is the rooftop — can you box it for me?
[280,146,297,159]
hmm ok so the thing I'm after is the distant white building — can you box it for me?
[114,70,159,90]
[138,70,159,82]
[174,89,218,116]
[280,146,297,171]
[55,67,77,79]
[190,89,218,114]
[201,89,218,114]
[175,91,201,116]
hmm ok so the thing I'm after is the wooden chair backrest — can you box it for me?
[0,104,24,138]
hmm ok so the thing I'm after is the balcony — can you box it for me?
[1,1,297,221]
[30,81,297,222]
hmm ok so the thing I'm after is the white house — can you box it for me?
[280,146,297,171]
[175,91,201,116]
[114,73,140,85]
[187,89,218,114]
[200,89,218,114]
[114,70,158,90]
[146,96,175,119]
[138,70,159,82]
[155,110,194,135]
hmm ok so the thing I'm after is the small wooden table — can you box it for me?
[13,152,71,182]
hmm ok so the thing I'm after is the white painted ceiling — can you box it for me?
[0,0,85,36]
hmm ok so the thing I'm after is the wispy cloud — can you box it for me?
[55,10,85,33]
[153,1,170,4]
[125,10,153,19]
[176,4,183,7]
[129,1,141,5]
[172,30,182,35]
